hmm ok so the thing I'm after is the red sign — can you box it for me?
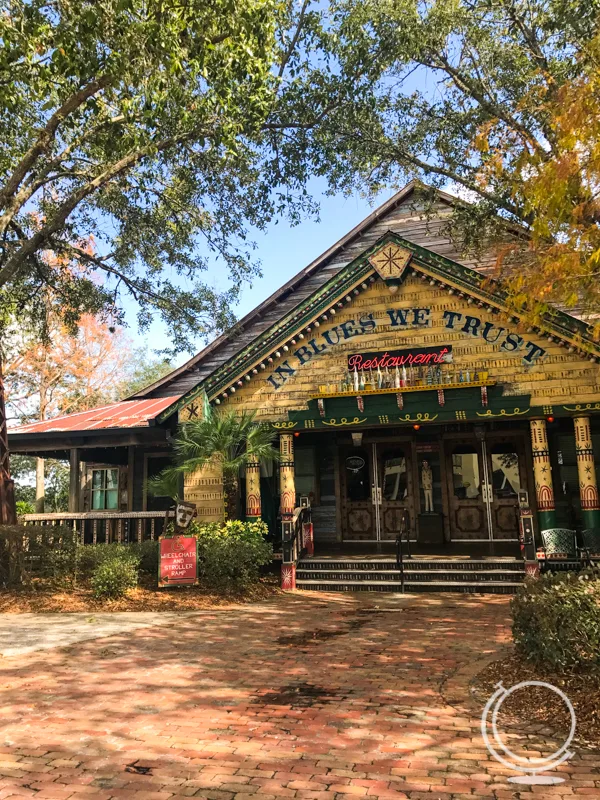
[347,345,453,371]
[158,535,198,587]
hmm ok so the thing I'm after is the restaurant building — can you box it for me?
[10,182,600,582]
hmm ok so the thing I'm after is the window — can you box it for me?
[345,449,370,502]
[295,447,316,502]
[491,450,521,498]
[92,468,119,510]
[382,450,407,501]
[452,448,481,499]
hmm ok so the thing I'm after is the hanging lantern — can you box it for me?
[396,393,404,410]
[437,389,445,407]
[481,386,488,407]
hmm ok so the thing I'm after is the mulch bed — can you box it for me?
[0,575,280,613]
[473,652,600,749]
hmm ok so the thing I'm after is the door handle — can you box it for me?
[371,486,382,505]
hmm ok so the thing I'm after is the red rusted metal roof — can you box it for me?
[9,396,180,435]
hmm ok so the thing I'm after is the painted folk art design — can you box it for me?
[529,419,556,529]
[368,243,412,281]
[574,416,600,527]
[279,433,295,520]
[245,455,261,519]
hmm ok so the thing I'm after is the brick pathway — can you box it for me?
[0,592,598,799]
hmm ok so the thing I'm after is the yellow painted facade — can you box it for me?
[217,275,600,421]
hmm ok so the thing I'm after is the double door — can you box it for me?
[445,432,527,541]
[340,430,529,543]
[341,442,414,542]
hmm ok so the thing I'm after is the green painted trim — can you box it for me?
[158,230,600,424]
[581,509,600,529]
[538,510,557,531]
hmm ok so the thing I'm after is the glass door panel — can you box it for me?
[489,443,523,539]
[446,444,489,540]
[340,446,376,540]
[378,446,413,540]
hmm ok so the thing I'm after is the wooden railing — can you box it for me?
[21,511,175,545]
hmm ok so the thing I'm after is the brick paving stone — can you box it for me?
[0,592,599,799]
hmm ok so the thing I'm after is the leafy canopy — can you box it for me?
[320,0,600,322]
[0,0,371,351]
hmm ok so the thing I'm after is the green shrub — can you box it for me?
[189,519,272,592]
[511,569,600,671]
[91,557,139,599]
[78,543,133,577]
[129,540,159,575]
[16,500,34,517]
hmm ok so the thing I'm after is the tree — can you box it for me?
[0,0,362,348]
[117,350,173,399]
[0,0,374,521]
[319,0,600,321]
[4,307,132,510]
[150,409,279,519]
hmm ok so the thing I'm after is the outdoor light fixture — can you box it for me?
[413,424,420,431]
[351,432,363,447]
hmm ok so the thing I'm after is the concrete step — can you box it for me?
[295,579,523,594]
[299,560,525,571]
[297,568,525,582]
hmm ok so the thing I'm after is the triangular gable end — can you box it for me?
[157,234,600,425]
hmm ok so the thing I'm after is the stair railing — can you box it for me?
[395,509,411,593]
[282,505,310,566]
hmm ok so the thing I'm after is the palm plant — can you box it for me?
[149,408,279,519]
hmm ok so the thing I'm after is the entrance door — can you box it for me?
[340,442,413,542]
[445,433,527,542]
[340,446,376,541]
[377,445,413,540]
[488,439,526,540]
[446,441,490,541]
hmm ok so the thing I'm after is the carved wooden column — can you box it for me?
[279,433,296,590]
[245,455,261,520]
[279,433,296,521]
[574,416,600,529]
[529,419,556,530]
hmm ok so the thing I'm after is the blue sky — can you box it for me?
[131,179,397,367]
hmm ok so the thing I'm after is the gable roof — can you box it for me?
[154,228,600,425]
[130,181,499,401]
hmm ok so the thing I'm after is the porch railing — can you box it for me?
[21,511,175,545]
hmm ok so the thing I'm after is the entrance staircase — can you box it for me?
[296,556,526,594]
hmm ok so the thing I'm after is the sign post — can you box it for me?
[158,535,199,587]
[158,501,199,588]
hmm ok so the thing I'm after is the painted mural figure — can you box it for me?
[421,460,434,513]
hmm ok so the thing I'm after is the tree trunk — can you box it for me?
[35,457,45,513]
[0,353,16,524]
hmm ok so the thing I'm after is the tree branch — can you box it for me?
[0,77,110,213]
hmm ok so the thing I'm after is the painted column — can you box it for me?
[529,419,557,530]
[574,416,600,529]
[279,434,296,521]
[279,433,296,590]
[245,455,262,520]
